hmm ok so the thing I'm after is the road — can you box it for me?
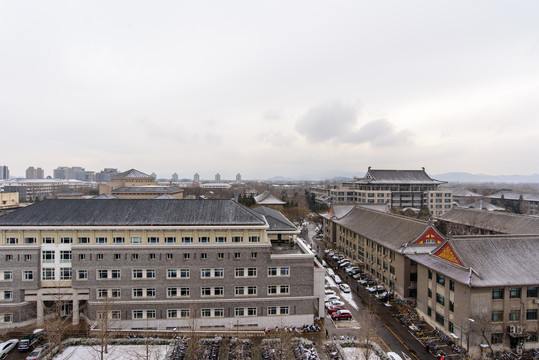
[308,222,436,360]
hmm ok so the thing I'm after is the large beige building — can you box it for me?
[99,169,184,199]
[330,167,453,216]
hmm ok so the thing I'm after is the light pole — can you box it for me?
[460,317,475,349]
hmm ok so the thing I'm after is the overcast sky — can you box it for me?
[1,1,538,180]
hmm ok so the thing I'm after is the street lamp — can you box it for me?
[460,317,475,349]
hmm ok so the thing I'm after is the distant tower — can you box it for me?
[0,166,9,179]
[26,166,36,179]
[36,167,44,179]
[194,173,200,183]
[215,173,221,182]
[236,173,241,183]
[172,173,179,181]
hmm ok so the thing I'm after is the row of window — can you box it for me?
[79,251,259,261]
[3,236,261,245]
[97,306,291,321]
[492,309,538,322]
[492,287,538,299]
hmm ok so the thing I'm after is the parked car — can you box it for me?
[325,294,340,302]
[367,285,386,294]
[0,339,19,359]
[346,267,360,275]
[25,343,50,360]
[375,291,390,300]
[339,284,351,293]
[325,300,345,308]
[387,352,403,360]
[324,289,336,296]
[338,262,351,269]
[331,255,340,261]
[18,329,44,352]
[321,260,327,267]
[327,250,335,256]
[333,275,342,284]
[331,309,352,320]
[352,273,363,280]
[337,258,350,264]
[326,305,347,314]
[326,268,335,277]
[358,279,369,286]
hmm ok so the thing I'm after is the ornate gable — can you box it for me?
[413,227,444,244]
[433,242,464,266]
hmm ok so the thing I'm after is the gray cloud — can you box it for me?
[296,103,413,147]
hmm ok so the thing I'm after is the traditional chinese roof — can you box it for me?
[454,199,504,212]
[451,189,483,198]
[111,186,183,193]
[488,191,539,202]
[254,190,286,205]
[408,235,539,287]
[252,206,299,233]
[111,169,153,179]
[0,199,267,226]
[353,168,445,185]
[91,194,117,199]
[437,208,539,234]
[333,206,441,252]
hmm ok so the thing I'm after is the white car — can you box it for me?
[333,275,342,284]
[339,283,351,293]
[367,285,386,293]
[325,299,345,308]
[325,289,336,296]
[387,352,403,360]
[325,294,340,302]
[0,339,18,358]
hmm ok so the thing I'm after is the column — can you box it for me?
[36,298,44,325]
[72,290,80,325]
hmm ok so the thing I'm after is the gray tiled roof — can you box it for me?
[153,194,176,199]
[437,208,539,234]
[334,206,431,251]
[408,235,539,287]
[354,168,445,185]
[454,200,504,212]
[252,206,299,233]
[112,186,183,193]
[0,199,267,226]
[91,194,117,199]
[488,191,539,202]
[254,190,286,205]
[111,169,152,179]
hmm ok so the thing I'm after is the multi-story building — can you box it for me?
[0,166,9,180]
[2,179,98,202]
[0,193,19,210]
[409,235,538,355]
[488,191,539,215]
[0,199,323,330]
[99,169,184,199]
[26,167,45,179]
[321,205,445,298]
[330,167,453,216]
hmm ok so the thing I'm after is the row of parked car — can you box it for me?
[0,329,49,360]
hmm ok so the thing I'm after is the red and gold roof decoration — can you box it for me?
[413,227,444,244]
[433,242,464,266]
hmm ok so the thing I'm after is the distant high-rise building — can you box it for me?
[236,173,241,183]
[194,173,200,183]
[215,173,221,182]
[26,166,44,179]
[0,166,9,179]
[172,173,179,181]
[53,166,86,181]
[96,168,118,182]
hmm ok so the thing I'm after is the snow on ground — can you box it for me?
[53,345,170,360]
[326,275,360,311]
[341,347,381,360]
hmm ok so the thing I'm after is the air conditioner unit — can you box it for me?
[517,326,523,334]
[535,299,539,304]
[389,259,392,263]
[509,325,516,334]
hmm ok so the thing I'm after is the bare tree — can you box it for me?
[473,312,494,358]
[91,294,119,360]
[359,300,377,360]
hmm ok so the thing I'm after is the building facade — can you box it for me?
[0,166,9,180]
[0,199,322,330]
[26,167,45,179]
[99,169,184,199]
[329,167,453,216]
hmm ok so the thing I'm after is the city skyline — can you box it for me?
[1,1,538,179]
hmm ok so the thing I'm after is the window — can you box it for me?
[113,237,125,244]
[133,269,143,279]
[214,287,224,296]
[436,293,445,306]
[427,307,432,316]
[23,271,34,281]
[24,237,36,244]
[1,314,13,323]
[167,269,177,278]
[42,251,55,263]
[491,333,503,344]
[280,267,290,276]
[200,253,207,259]
[180,269,190,278]
[436,274,445,285]
[232,236,243,243]
[166,253,173,260]
[147,237,159,243]
[435,312,445,326]
[3,291,12,300]
[114,253,121,260]
[509,288,521,299]
[428,270,433,279]
[201,269,212,278]
[509,310,520,321]
[248,236,260,243]
[280,285,289,294]
[218,252,224,259]
[268,306,277,315]
[449,301,454,312]
[78,237,89,244]
[527,309,538,320]
[79,254,87,260]
[235,308,245,317]
[78,270,88,280]
[527,286,538,298]
[149,253,156,260]
[133,310,144,319]
[235,268,245,277]
[201,288,211,296]
[97,254,104,260]
[130,237,142,244]
[98,270,108,279]
[5,254,12,261]
[111,270,120,278]
[60,268,72,280]
[492,288,504,299]
[216,236,226,243]
[60,237,73,244]
[60,251,72,263]
[168,309,179,318]
[198,236,210,243]
[42,237,55,244]
[248,268,257,277]
[234,252,241,259]
[42,268,55,280]
[131,254,139,260]
[214,268,224,277]
[165,237,176,243]
[449,280,455,291]
[410,273,417,281]
[201,308,224,317]
[280,307,289,315]
[492,311,503,322]
[183,253,190,260]
[181,237,193,243]
[96,237,107,244]
[449,322,454,332]
[251,252,257,259]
